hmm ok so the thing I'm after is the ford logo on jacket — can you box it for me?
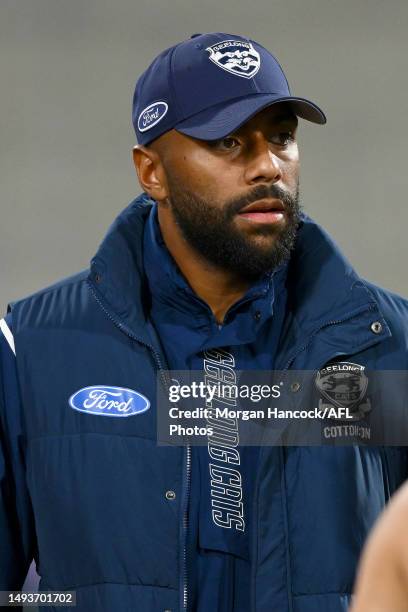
[1,192,408,612]
[69,386,150,417]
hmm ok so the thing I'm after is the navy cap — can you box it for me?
[132,32,326,145]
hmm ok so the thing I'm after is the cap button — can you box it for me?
[190,33,202,38]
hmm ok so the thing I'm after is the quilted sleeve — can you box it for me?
[0,313,36,600]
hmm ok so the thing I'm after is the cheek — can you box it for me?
[165,154,212,197]
[176,152,236,198]
[282,148,300,186]
[282,142,299,165]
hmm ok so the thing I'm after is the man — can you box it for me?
[0,31,407,612]
[352,481,408,612]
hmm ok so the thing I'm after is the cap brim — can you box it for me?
[175,93,326,141]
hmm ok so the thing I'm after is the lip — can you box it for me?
[238,198,285,214]
[237,198,286,225]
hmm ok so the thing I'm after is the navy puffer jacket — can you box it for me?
[1,193,407,611]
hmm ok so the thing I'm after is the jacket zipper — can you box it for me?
[87,281,191,612]
[182,445,192,611]
[87,280,170,389]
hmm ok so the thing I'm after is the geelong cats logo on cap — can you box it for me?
[206,39,261,79]
[69,385,150,417]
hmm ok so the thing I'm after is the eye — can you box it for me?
[210,136,240,151]
[270,131,296,146]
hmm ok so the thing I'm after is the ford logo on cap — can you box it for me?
[69,385,150,417]
[138,101,168,132]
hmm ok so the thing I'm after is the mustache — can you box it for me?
[226,183,298,217]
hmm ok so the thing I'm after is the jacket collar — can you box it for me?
[276,215,391,367]
[88,193,391,359]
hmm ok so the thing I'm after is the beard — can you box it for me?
[165,175,302,282]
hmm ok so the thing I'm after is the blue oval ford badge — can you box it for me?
[69,385,150,418]
[137,101,168,132]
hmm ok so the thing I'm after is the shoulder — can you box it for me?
[8,269,89,310]
[0,270,89,399]
[0,314,15,357]
[0,313,21,433]
[362,279,408,340]
[0,314,17,399]
[363,279,408,318]
[7,269,90,330]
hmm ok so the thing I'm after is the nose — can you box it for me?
[243,134,282,185]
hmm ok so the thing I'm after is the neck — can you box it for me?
[157,206,250,324]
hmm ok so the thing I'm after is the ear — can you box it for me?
[132,145,168,202]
